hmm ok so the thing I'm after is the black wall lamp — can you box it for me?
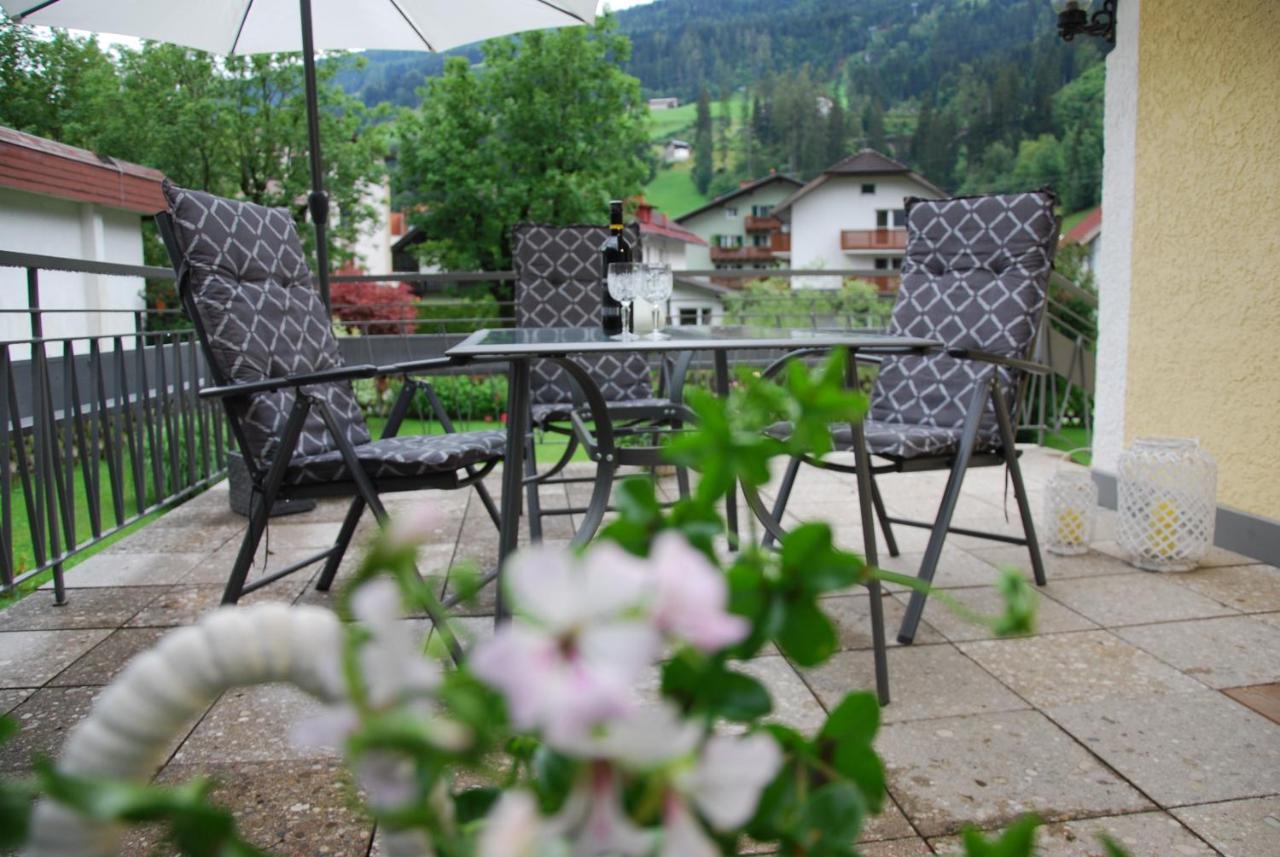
[1052,0,1116,44]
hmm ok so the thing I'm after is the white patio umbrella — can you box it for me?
[5,0,600,305]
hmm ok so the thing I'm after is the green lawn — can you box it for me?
[1042,426,1092,466]
[645,160,709,218]
[1059,207,1097,237]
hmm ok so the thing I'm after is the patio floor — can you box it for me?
[2,446,1279,856]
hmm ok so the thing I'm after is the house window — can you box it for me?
[875,257,889,270]
[678,307,711,326]
[751,204,773,217]
[751,233,770,247]
[724,207,738,218]
[892,257,902,270]
[893,209,907,227]
[861,183,875,195]
[715,234,743,249]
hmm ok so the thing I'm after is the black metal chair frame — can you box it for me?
[743,345,1049,644]
[156,213,501,658]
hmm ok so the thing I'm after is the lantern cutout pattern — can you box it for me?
[1044,452,1096,556]
[1117,437,1217,572]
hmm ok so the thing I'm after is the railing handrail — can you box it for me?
[0,249,175,280]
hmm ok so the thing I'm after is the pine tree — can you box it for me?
[692,86,714,194]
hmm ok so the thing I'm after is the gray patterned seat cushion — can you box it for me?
[512,224,661,409]
[163,182,370,468]
[284,431,507,485]
[765,419,994,458]
[864,191,1057,458]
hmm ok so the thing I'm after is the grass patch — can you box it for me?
[1042,426,1092,466]
[644,161,708,218]
[1059,207,1097,238]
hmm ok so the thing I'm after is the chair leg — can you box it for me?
[762,456,802,549]
[314,496,365,592]
[870,472,900,558]
[866,577,891,706]
[524,431,543,543]
[897,381,989,644]
[223,490,270,605]
[992,383,1048,587]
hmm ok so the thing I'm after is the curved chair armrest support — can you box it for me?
[759,346,887,382]
[945,348,1050,376]
[198,364,380,399]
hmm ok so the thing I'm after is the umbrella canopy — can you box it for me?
[6,0,599,304]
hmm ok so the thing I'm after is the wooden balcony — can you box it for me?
[744,214,781,233]
[771,232,791,253]
[841,228,907,251]
[710,245,779,264]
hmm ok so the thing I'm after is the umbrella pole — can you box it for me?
[299,0,332,309]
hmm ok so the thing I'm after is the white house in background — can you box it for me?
[648,97,680,110]
[345,178,394,275]
[676,173,804,272]
[774,149,945,291]
[0,126,163,353]
[631,199,724,328]
[662,139,692,163]
[1061,205,1101,275]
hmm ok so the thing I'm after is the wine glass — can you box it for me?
[641,263,673,340]
[607,262,641,340]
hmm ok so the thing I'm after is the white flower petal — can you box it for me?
[661,798,720,857]
[478,790,545,857]
[690,733,783,830]
[597,703,702,771]
[506,544,583,629]
[351,578,404,628]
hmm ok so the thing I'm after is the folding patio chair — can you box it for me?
[512,224,689,540]
[156,182,506,615]
[749,190,1059,644]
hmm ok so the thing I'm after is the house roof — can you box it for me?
[674,173,804,223]
[635,200,706,246]
[0,125,166,214]
[1063,206,1102,245]
[773,148,947,215]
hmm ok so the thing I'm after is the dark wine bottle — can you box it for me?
[600,200,631,335]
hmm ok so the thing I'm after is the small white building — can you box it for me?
[0,127,163,353]
[663,139,692,163]
[632,200,717,328]
[648,97,680,111]
[774,149,945,290]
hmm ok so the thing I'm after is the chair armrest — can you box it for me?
[760,346,887,380]
[945,348,1050,375]
[198,364,380,399]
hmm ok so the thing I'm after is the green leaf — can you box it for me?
[530,745,578,814]
[960,815,1041,857]
[819,693,885,814]
[991,568,1038,637]
[1098,834,1136,857]
[801,781,866,849]
[779,523,865,595]
[820,692,880,748]
[776,600,838,666]
[706,670,772,722]
[453,787,500,824]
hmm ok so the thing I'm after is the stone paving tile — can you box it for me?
[1222,683,1280,725]
[1041,574,1236,627]
[123,760,373,857]
[875,546,1010,591]
[878,709,1149,837]
[817,593,946,649]
[832,523,935,555]
[0,628,111,687]
[0,587,159,631]
[890,586,1097,643]
[48,627,169,687]
[958,631,1205,708]
[965,546,1136,581]
[0,686,100,772]
[1092,540,1261,568]
[192,543,339,584]
[102,521,243,555]
[1171,796,1280,857]
[173,683,339,765]
[1047,690,1280,806]
[1257,611,1280,631]
[0,688,32,714]
[1115,615,1280,689]
[860,798,917,843]
[737,656,827,734]
[857,838,934,857]
[930,811,1215,856]
[46,552,207,588]
[804,645,1029,723]
[1165,563,1280,613]
[128,584,308,628]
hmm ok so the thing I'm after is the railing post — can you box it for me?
[27,267,41,340]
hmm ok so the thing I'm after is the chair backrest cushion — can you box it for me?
[869,190,1057,441]
[512,223,654,404]
[162,182,370,468]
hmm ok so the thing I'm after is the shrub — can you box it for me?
[330,281,417,335]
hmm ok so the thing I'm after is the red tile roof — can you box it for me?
[1063,206,1102,245]
[634,200,707,245]
[0,125,166,214]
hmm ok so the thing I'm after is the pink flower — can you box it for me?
[548,763,653,857]
[647,532,748,652]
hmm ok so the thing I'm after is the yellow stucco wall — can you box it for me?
[1126,0,1280,518]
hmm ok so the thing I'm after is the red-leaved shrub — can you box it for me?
[330,281,417,335]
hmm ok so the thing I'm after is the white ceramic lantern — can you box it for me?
[1044,456,1097,555]
[1116,437,1217,572]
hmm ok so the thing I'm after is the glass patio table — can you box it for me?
[446,325,939,704]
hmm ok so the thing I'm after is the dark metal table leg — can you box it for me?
[847,350,890,706]
[713,349,739,550]
[496,359,531,623]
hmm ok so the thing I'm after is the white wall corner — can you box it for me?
[1092,0,1140,476]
